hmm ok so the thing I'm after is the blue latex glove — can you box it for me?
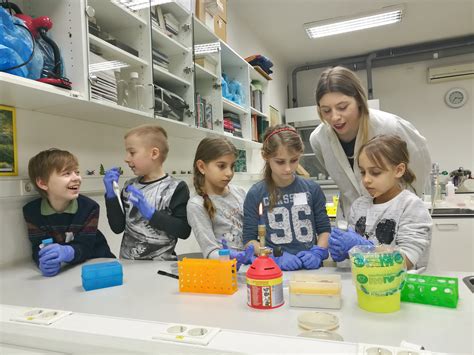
[127,185,155,220]
[296,246,329,270]
[273,252,303,271]
[221,240,255,269]
[329,228,373,262]
[39,258,60,277]
[39,244,75,264]
[103,168,121,199]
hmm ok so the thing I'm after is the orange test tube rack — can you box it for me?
[178,258,238,295]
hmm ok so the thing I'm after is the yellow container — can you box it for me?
[289,274,342,309]
[178,258,237,295]
[348,245,406,313]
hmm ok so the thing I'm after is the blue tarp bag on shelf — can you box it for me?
[0,7,43,79]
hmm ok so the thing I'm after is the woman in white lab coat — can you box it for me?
[310,66,431,220]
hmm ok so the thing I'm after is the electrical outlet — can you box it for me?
[20,180,36,196]
[10,308,72,325]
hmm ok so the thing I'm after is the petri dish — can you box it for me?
[298,329,344,341]
[297,311,339,331]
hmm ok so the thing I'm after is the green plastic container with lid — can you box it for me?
[401,274,459,308]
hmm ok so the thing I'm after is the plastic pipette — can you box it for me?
[113,181,124,212]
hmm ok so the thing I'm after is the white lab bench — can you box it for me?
[0,260,472,354]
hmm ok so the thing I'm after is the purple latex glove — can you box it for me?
[127,185,155,220]
[273,252,303,271]
[39,258,61,277]
[103,168,120,199]
[329,228,373,262]
[296,246,329,269]
[221,239,255,269]
[39,244,75,264]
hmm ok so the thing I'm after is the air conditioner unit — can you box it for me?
[428,62,474,83]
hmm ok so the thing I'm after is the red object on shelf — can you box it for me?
[246,255,284,309]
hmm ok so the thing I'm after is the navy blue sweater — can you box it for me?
[243,175,331,254]
[23,195,115,265]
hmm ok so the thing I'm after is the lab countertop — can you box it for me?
[0,260,472,354]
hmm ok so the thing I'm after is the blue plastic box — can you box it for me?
[81,261,123,291]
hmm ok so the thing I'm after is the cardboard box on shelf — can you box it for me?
[195,57,217,75]
[214,15,227,42]
[196,0,227,22]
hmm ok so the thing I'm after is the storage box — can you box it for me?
[81,261,123,291]
[195,56,217,75]
[289,274,341,309]
[214,15,227,42]
[196,0,226,22]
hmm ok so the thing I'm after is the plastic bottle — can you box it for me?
[128,72,145,110]
[446,181,456,198]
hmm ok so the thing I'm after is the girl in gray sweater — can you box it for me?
[328,135,432,271]
[187,137,254,266]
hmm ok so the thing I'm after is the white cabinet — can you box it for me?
[192,18,270,144]
[427,217,474,272]
[151,2,194,124]
[0,0,269,152]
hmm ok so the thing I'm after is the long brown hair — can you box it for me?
[262,124,304,210]
[315,66,370,145]
[357,135,416,191]
[193,137,237,219]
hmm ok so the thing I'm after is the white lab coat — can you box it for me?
[310,108,431,220]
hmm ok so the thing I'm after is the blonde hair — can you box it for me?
[28,148,79,198]
[125,124,169,162]
[357,135,416,191]
[262,124,304,210]
[193,137,237,220]
[315,66,370,145]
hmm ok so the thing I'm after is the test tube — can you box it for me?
[218,249,230,261]
[39,238,53,249]
[336,220,348,231]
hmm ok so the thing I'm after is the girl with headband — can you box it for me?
[242,124,331,271]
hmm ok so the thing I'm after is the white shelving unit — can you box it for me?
[151,2,194,126]
[88,35,149,67]
[192,17,271,147]
[86,0,152,114]
[0,1,269,153]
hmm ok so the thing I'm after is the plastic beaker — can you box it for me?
[348,245,407,313]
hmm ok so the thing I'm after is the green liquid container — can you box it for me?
[401,274,459,308]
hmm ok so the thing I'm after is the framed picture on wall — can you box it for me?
[0,105,18,176]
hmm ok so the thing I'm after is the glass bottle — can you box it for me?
[128,72,145,110]
[115,70,128,107]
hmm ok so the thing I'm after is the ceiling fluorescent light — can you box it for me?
[194,42,221,55]
[115,0,172,11]
[89,61,129,73]
[304,5,403,39]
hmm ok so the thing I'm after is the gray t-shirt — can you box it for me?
[187,185,246,258]
[349,189,432,270]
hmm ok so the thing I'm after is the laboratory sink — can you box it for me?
[431,208,474,217]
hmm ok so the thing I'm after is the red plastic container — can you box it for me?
[246,255,284,309]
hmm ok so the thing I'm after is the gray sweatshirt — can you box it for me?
[187,185,246,258]
[349,189,432,270]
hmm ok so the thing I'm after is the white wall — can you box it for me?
[226,1,289,117]
[0,107,266,266]
[293,54,474,173]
